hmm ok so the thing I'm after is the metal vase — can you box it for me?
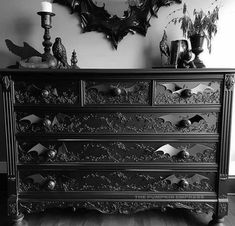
[170,39,189,68]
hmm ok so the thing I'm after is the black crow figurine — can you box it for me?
[5,39,42,59]
[52,37,70,68]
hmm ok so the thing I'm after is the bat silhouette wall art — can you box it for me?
[53,0,182,49]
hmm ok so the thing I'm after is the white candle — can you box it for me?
[41,1,52,13]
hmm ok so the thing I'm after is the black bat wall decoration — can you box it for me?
[53,0,181,49]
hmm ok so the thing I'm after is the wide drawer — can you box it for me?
[16,112,219,134]
[154,81,221,105]
[17,141,217,163]
[14,81,79,104]
[18,170,216,193]
[84,80,150,105]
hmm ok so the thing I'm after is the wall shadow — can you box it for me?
[13,16,35,44]
[142,43,161,68]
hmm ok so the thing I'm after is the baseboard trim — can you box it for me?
[0,162,6,174]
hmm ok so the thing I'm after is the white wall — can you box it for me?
[0,0,235,173]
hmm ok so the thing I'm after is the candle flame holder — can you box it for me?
[37,11,55,61]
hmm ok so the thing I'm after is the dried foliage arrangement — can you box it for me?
[166,1,220,53]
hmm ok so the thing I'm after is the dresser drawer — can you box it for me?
[18,141,217,163]
[15,81,79,104]
[84,80,150,105]
[19,170,216,193]
[16,112,219,134]
[154,81,221,105]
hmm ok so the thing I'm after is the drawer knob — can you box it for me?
[181,89,192,98]
[43,118,52,127]
[178,119,191,128]
[47,149,57,159]
[178,179,189,189]
[112,87,122,96]
[46,180,56,190]
[41,89,50,98]
[178,150,190,159]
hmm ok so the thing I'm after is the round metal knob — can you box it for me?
[46,180,56,190]
[181,89,192,98]
[178,179,189,189]
[47,149,57,159]
[112,87,122,96]
[178,150,190,159]
[41,89,50,98]
[179,119,191,128]
[43,118,52,127]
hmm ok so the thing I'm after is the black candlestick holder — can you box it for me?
[37,11,55,61]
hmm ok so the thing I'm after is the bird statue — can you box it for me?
[52,37,70,68]
[159,30,170,65]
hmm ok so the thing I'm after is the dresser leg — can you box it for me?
[11,213,24,223]
[8,196,24,224]
[208,214,224,226]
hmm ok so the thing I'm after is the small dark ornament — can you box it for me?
[177,50,196,68]
[70,50,79,69]
[53,0,182,49]
[52,37,70,68]
[159,30,170,65]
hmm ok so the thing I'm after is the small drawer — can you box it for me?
[154,81,221,105]
[19,170,216,193]
[18,141,217,164]
[84,80,150,105]
[14,81,78,104]
[16,111,219,134]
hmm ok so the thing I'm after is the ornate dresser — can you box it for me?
[1,69,234,225]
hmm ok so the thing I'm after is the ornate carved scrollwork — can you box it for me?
[8,203,17,216]
[53,0,181,49]
[218,202,228,217]
[155,81,221,105]
[225,74,235,90]
[2,75,11,90]
[16,112,218,134]
[19,171,214,193]
[18,141,217,163]
[15,81,78,104]
[19,200,216,215]
[8,195,24,222]
[85,81,150,105]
